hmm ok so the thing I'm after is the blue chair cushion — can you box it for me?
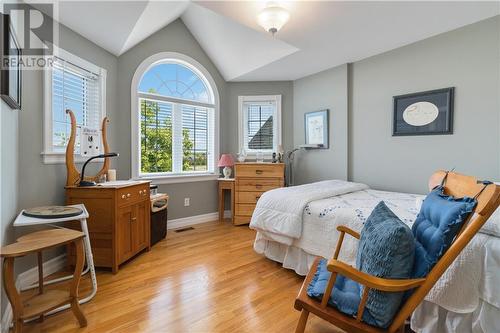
[411,186,477,278]
[307,258,377,325]
[307,202,415,328]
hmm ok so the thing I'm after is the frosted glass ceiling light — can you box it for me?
[257,5,290,36]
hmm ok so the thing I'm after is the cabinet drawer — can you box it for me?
[236,178,281,192]
[233,216,251,225]
[117,184,149,207]
[237,191,265,204]
[235,203,256,216]
[235,164,284,178]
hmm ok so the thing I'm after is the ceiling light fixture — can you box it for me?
[257,4,290,36]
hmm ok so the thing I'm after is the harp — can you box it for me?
[65,109,110,187]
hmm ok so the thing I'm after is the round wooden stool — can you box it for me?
[0,228,88,333]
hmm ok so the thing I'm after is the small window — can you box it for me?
[238,95,281,154]
[43,47,106,163]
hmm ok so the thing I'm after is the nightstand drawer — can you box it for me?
[236,178,281,192]
[235,163,284,178]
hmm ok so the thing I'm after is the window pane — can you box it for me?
[246,103,275,150]
[182,105,208,172]
[138,63,211,104]
[140,99,173,173]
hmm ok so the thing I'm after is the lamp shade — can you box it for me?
[218,154,235,167]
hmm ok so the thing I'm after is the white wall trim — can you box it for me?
[168,212,220,230]
[1,254,66,332]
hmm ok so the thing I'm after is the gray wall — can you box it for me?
[349,16,500,194]
[292,64,349,184]
[1,100,19,314]
[224,81,294,154]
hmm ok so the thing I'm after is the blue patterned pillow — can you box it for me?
[356,201,415,328]
[411,186,477,278]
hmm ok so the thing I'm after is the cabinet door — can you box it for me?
[117,205,134,263]
[132,200,150,252]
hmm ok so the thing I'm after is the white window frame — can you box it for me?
[41,46,107,164]
[238,95,282,157]
[131,52,220,184]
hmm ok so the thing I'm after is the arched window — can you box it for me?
[131,53,219,181]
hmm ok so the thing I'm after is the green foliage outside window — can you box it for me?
[140,99,194,173]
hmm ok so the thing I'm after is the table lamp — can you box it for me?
[79,153,119,186]
[218,154,235,179]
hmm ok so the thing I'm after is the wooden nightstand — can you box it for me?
[218,178,235,223]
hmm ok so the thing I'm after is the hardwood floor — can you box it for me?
[20,221,343,333]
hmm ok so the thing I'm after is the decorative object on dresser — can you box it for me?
[234,163,285,225]
[1,228,88,333]
[237,149,247,162]
[304,109,329,148]
[218,154,235,179]
[218,178,235,223]
[393,87,454,136]
[65,109,113,187]
[65,181,151,273]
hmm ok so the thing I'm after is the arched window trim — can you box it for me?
[131,52,220,184]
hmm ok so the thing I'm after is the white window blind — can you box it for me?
[51,56,102,153]
[244,101,276,151]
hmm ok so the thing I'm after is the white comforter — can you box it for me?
[249,180,368,245]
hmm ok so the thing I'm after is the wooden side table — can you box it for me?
[1,228,88,333]
[218,178,235,223]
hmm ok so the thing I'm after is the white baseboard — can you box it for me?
[168,212,219,230]
[1,254,66,332]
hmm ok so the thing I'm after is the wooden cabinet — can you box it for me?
[234,163,285,225]
[66,181,151,273]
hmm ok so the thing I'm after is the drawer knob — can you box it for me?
[121,194,126,199]
[255,184,262,189]
[255,170,263,175]
[131,217,137,222]
[139,190,143,195]
[126,193,131,198]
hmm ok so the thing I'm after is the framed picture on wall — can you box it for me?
[304,109,329,148]
[1,14,22,110]
[393,87,454,136]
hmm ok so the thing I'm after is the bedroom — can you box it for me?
[0,1,499,332]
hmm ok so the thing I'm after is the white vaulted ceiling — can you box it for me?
[32,1,500,81]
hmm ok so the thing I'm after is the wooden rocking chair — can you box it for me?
[294,170,500,333]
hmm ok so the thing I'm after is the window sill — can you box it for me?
[41,152,103,165]
[135,173,219,185]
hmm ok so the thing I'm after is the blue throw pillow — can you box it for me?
[411,186,477,278]
[307,201,415,328]
[356,201,415,328]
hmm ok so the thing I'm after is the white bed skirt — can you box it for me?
[254,238,500,333]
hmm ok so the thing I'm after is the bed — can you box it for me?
[249,180,500,333]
